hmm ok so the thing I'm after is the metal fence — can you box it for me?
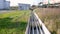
[25,10,51,34]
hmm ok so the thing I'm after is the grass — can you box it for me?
[0,10,30,34]
[35,8,60,34]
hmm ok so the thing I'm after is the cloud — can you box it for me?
[9,0,34,6]
[6,0,60,6]
[7,0,40,6]
[43,0,60,4]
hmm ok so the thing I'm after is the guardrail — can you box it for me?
[25,10,51,34]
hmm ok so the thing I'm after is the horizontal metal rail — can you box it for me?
[25,10,51,34]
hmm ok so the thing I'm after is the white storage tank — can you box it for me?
[0,0,10,10]
[0,0,5,9]
[18,3,30,10]
[5,1,10,9]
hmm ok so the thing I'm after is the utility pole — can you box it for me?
[47,0,50,8]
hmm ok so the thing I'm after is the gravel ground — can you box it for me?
[0,10,10,13]
[0,10,14,14]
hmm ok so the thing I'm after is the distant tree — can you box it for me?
[29,5,37,11]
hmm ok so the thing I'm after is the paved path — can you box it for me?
[0,10,15,14]
[0,10,10,13]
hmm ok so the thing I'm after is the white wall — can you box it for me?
[5,1,10,9]
[0,0,10,10]
[0,0,5,9]
[18,3,30,10]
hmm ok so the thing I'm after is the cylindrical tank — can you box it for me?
[0,0,5,9]
[4,1,10,9]
[0,0,10,10]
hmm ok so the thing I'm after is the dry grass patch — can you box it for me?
[36,8,60,34]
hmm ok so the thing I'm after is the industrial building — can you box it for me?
[18,3,30,10]
[0,0,10,10]
[5,1,10,9]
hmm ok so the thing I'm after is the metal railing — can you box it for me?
[25,10,51,34]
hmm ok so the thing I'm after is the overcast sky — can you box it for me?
[6,0,60,6]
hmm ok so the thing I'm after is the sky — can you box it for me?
[6,0,41,6]
[43,0,60,4]
[6,0,60,6]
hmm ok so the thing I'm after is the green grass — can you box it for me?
[0,10,30,34]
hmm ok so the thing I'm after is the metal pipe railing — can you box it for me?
[25,10,51,34]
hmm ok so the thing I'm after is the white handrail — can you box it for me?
[25,10,51,34]
[33,11,51,34]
